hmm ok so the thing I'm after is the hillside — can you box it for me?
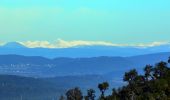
[0,75,64,100]
[0,74,120,100]
[0,52,170,77]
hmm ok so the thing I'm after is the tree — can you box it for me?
[153,61,168,78]
[66,87,83,100]
[98,82,109,98]
[59,95,65,100]
[64,57,170,100]
[123,69,138,85]
[168,57,170,63]
[84,89,95,100]
[109,88,119,100]
[123,69,140,100]
[144,65,153,81]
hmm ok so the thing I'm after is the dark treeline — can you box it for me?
[60,57,170,100]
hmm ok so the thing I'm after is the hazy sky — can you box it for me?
[0,0,170,44]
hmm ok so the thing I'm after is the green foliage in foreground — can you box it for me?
[62,57,170,100]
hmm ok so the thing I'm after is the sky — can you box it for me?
[0,0,170,47]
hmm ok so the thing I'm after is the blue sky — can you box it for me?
[0,0,170,45]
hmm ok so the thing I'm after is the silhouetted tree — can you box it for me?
[153,61,168,78]
[106,88,119,100]
[59,95,65,100]
[168,57,170,63]
[84,89,95,100]
[66,87,83,100]
[98,82,109,98]
[144,65,153,81]
[123,69,138,85]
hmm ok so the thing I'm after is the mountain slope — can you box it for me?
[0,74,122,100]
[0,75,65,100]
[2,42,26,48]
[0,52,169,77]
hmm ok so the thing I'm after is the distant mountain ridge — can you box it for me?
[2,42,26,48]
[0,42,170,58]
[0,53,170,99]
[0,52,169,77]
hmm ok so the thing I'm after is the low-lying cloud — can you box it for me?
[0,39,169,48]
[18,39,169,48]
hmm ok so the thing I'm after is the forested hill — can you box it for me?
[0,52,169,77]
[0,75,65,100]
